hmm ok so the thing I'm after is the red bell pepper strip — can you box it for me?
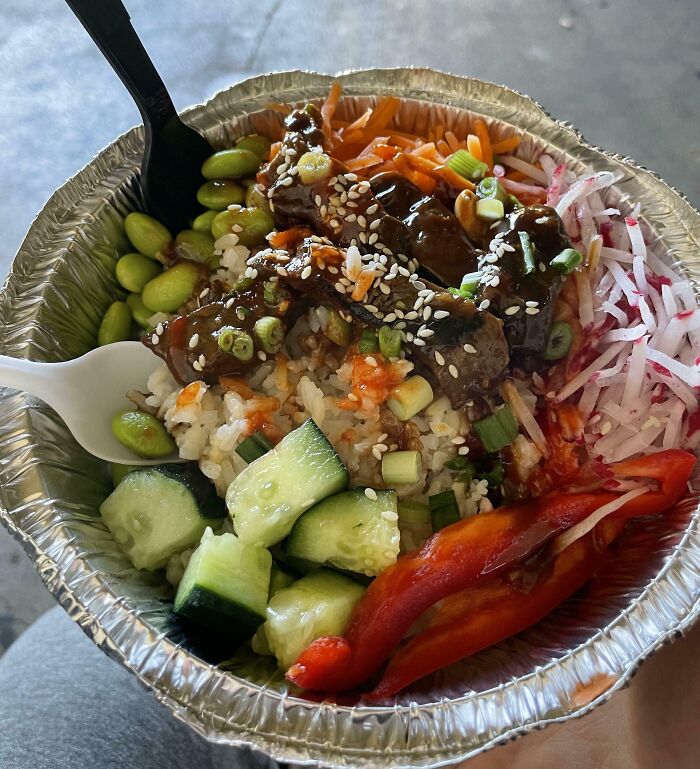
[286,449,695,693]
[368,517,626,699]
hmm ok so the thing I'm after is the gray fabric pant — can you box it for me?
[0,607,280,769]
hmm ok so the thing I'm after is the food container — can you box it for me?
[0,69,698,768]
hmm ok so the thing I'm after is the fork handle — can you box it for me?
[64,0,176,131]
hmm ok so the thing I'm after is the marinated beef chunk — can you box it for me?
[143,278,302,386]
[248,239,508,406]
[370,171,479,287]
[476,205,569,371]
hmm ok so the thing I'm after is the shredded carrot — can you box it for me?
[412,171,437,195]
[412,142,441,161]
[219,377,255,399]
[344,108,372,134]
[433,123,445,141]
[346,155,383,172]
[491,135,521,154]
[351,269,377,301]
[321,81,342,140]
[467,134,482,161]
[398,152,475,192]
[372,143,400,160]
[365,96,401,133]
[444,131,463,153]
[474,119,493,168]
[268,226,313,250]
[269,141,282,162]
[436,139,452,157]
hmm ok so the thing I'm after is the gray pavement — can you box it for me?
[1,0,699,652]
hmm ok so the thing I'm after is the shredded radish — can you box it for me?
[551,488,649,555]
[663,399,686,449]
[593,208,620,218]
[574,272,595,328]
[501,381,549,457]
[600,301,628,326]
[638,297,657,333]
[556,341,629,402]
[555,171,618,218]
[498,155,549,185]
[646,347,700,387]
[621,336,648,408]
[603,324,647,343]
[605,259,640,306]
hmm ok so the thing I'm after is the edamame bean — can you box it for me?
[201,149,260,181]
[111,463,138,487]
[175,229,217,269]
[245,183,271,212]
[116,252,162,293]
[126,293,153,329]
[196,180,245,211]
[141,261,203,313]
[124,212,172,259]
[192,210,218,233]
[213,207,275,247]
[235,134,272,160]
[98,301,132,346]
[112,410,176,458]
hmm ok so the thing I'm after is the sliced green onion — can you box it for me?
[217,326,254,361]
[254,316,284,353]
[297,151,333,185]
[479,461,504,487]
[324,309,353,346]
[397,500,431,526]
[235,431,273,463]
[263,280,280,305]
[460,271,483,296]
[519,231,535,275]
[550,248,583,274]
[476,198,505,222]
[428,490,460,531]
[387,375,434,421]
[378,325,402,359]
[233,276,254,292]
[544,321,574,360]
[473,405,519,453]
[446,150,488,181]
[358,329,379,353]
[381,450,422,485]
[476,176,508,204]
[457,462,476,486]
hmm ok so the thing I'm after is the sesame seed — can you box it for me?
[276,266,288,276]
[199,287,210,299]
[334,183,344,193]
[345,173,358,181]
[347,392,359,402]
[276,163,288,175]
[188,334,199,349]
[340,277,352,286]
[404,311,419,320]
[398,266,411,277]
[414,297,425,310]
[463,343,477,354]
[327,265,339,274]
[345,213,357,222]
[452,436,466,445]
[335,282,346,293]
[413,338,426,346]
[236,307,246,320]
[301,265,312,280]
[423,306,432,320]
[395,321,406,330]
[359,232,368,244]
[365,356,378,367]
[491,276,500,287]
[281,176,293,186]
[384,312,397,322]
[525,300,539,307]
[434,310,450,320]
[348,191,360,200]
[501,243,516,252]
[366,203,379,215]
[375,443,388,452]
[405,332,414,342]
[485,254,499,263]
[364,305,378,312]
[458,446,470,455]
[418,327,434,338]
[368,233,379,245]
[434,350,445,365]
[381,510,399,521]
[478,299,491,311]
[192,360,202,371]
[314,194,322,206]
[155,322,164,335]
[525,307,540,315]
[329,177,338,186]
[320,205,328,217]
[357,215,367,228]
[379,283,391,294]
[539,262,546,272]
[151,333,159,345]
[505,305,520,316]
[449,364,459,378]
[257,350,267,361]
[225,298,235,309]
[425,291,436,303]
[198,354,206,367]
[365,488,378,501]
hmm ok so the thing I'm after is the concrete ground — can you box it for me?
[0,0,698,653]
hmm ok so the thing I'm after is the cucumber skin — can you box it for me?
[175,585,264,641]
[153,463,226,520]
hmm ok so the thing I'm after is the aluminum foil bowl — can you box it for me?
[1,69,699,768]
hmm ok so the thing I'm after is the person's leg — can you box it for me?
[0,606,276,769]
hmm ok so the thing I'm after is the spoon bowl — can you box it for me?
[0,342,177,465]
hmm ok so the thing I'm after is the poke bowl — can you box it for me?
[0,68,699,768]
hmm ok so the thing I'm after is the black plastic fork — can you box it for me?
[65,0,213,232]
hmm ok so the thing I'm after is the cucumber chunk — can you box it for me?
[100,464,224,571]
[226,419,348,547]
[269,562,296,598]
[174,530,271,641]
[285,488,400,576]
[262,570,365,670]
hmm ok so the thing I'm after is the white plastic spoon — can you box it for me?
[0,341,179,465]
